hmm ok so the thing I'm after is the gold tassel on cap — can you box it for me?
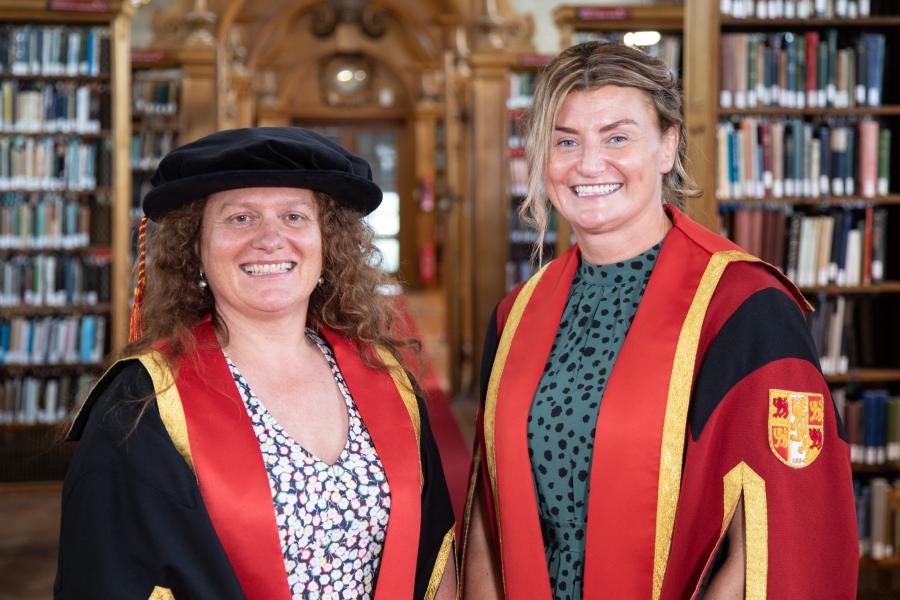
[129,216,149,343]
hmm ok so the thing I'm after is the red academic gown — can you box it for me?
[461,206,858,599]
[57,318,455,600]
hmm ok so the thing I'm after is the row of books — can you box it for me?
[809,296,852,374]
[836,389,900,465]
[720,31,885,109]
[722,0,873,19]
[0,25,110,77]
[0,373,94,425]
[0,80,109,133]
[507,71,540,110]
[0,314,106,366]
[131,129,175,171]
[854,477,899,562]
[0,136,111,192]
[0,252,111,307]
[570,32,681,75]
[716,118,891,200]
[132,71,179,116]
[0,193,91,249]
[720,205,887,287]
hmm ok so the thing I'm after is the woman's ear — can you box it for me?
[660,126,679,174]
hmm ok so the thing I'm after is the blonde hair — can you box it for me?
[521,41,700,260]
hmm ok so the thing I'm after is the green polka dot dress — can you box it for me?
[527,241,662,599]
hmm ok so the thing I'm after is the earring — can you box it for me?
[317,276,324,286]
[199,271,208,289]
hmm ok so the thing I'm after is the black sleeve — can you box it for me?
[55,361,244,600]
[688,287,844,441]
[411,379,456,600]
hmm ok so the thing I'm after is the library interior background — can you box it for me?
[1,0,899,597]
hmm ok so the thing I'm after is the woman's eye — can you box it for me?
[285,213,307,222]
[609,134,627,144]
[556,138,576,148]
[231,214,251,223]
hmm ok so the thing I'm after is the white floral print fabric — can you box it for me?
[225,330,392,599]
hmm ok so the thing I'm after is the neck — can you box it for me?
[214,306,313,362]
[576,203,671,265]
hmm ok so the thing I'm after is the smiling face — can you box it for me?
[199,187,322,324]
[546,85,678,260]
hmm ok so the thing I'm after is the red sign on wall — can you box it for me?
[48,0,110,13]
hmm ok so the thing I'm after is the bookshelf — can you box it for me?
[131,50,179,221]
[505,54,561,292]
[684,0,900,589]
[0,0,132,481]
[554,4,684,76]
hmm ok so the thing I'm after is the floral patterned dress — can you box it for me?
[225,330,392,599]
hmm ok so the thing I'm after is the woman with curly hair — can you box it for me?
[55,127,456,600]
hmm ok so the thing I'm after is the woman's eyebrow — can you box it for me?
[554,119,639,134]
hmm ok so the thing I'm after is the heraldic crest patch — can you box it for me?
[768,389,825,468]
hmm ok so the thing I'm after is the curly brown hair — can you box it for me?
[122,192,419,372]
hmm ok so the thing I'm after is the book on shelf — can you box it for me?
[719,204,886,287]
[132,69,179,116]
[0,251,111,307]
[507,71,540,110]
[836,387,900,464]
[0,371,94,425]
[0,135,109,192]
[0,25,111,78]
[0,192,91,249]
[853,477,900,562]
[0,79,110,134]
[716,118,892,200]
[719,31,884,110]
[722,0,873,20]
[0,313,106,366]
[131,129,175,171]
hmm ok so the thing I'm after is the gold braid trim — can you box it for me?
[484,263,549,594]
[376,348,423,489]
[722,462,768,599]
[652,251,759,599]
[424,527,457,600]
[137,351,195,476]
[148,585,175,599]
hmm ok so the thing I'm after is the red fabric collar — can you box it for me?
[489,207,733,597]
[172,320,422,599]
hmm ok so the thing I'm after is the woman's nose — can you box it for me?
[251,219,285,250]
[577,147,607,176]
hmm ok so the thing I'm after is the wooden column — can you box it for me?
[683,0,720,228]
[177,45,218,143]
[111,7,134,352]
[441,44,470,396]
[469,52,511,374]
[412,101,440,288]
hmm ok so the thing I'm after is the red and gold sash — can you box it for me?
[141,319,423,599]
[482,207,797,599]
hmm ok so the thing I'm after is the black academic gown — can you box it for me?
[56,319,455,600]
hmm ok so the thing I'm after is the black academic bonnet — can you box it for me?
[142,127,383,221]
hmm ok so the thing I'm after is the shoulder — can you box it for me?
[68,359,155,442]
[690,263,823,439]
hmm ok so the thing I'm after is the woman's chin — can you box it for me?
[572,209,616,236]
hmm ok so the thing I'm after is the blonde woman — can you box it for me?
[462,42,856,600]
